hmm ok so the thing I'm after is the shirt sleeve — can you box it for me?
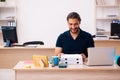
[84,34,95,57]
[56,34,63,47]
[88,35,94,47]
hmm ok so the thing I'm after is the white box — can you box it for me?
[60,54,83,65]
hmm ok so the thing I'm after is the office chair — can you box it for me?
[23,41,44,46]
[92,35,96,38]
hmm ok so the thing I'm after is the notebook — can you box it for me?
[85,47,115,66]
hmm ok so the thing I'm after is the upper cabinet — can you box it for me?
[95,0,120,36]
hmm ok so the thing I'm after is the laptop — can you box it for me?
[85,47,115,66]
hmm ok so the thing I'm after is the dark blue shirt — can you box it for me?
[56,29,94,57]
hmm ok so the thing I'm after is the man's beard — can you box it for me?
[70,28,79,34]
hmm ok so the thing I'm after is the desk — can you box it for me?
[14,61,120,80]
[0,45,55,68]
[1,40,120,68]
[95,40,120,54]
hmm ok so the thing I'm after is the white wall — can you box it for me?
[17,0,95,46]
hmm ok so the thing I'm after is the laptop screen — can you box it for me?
[86,47,115,66]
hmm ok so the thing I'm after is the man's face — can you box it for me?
[67,18,80,34]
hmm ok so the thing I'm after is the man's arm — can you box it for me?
[54,47,62,56]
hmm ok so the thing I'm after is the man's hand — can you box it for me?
[58,53,64,58]
[81,53,86,62]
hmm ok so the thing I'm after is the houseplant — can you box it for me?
[1,0,6,2]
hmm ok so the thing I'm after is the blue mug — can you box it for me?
[53,56,59,66]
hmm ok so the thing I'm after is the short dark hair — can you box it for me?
[67,12,81,23]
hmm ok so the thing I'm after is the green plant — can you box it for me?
[1,0,6,2]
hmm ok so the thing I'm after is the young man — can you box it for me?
[55,12,94,61]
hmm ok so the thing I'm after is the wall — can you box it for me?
[17,0,95,46]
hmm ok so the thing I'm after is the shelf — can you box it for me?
[0,5,15,8]
[96,0,119,6]
[95,0,120,36]
[0,0,17,44]
[96,5,119,7]
[96,31,110,36]
[97,31,110,33]
[0,17,15,20]
[96,17,119,20]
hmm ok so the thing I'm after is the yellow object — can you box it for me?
[33,55,49,67]
[25,65,31,68]
[39,59,44,67]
